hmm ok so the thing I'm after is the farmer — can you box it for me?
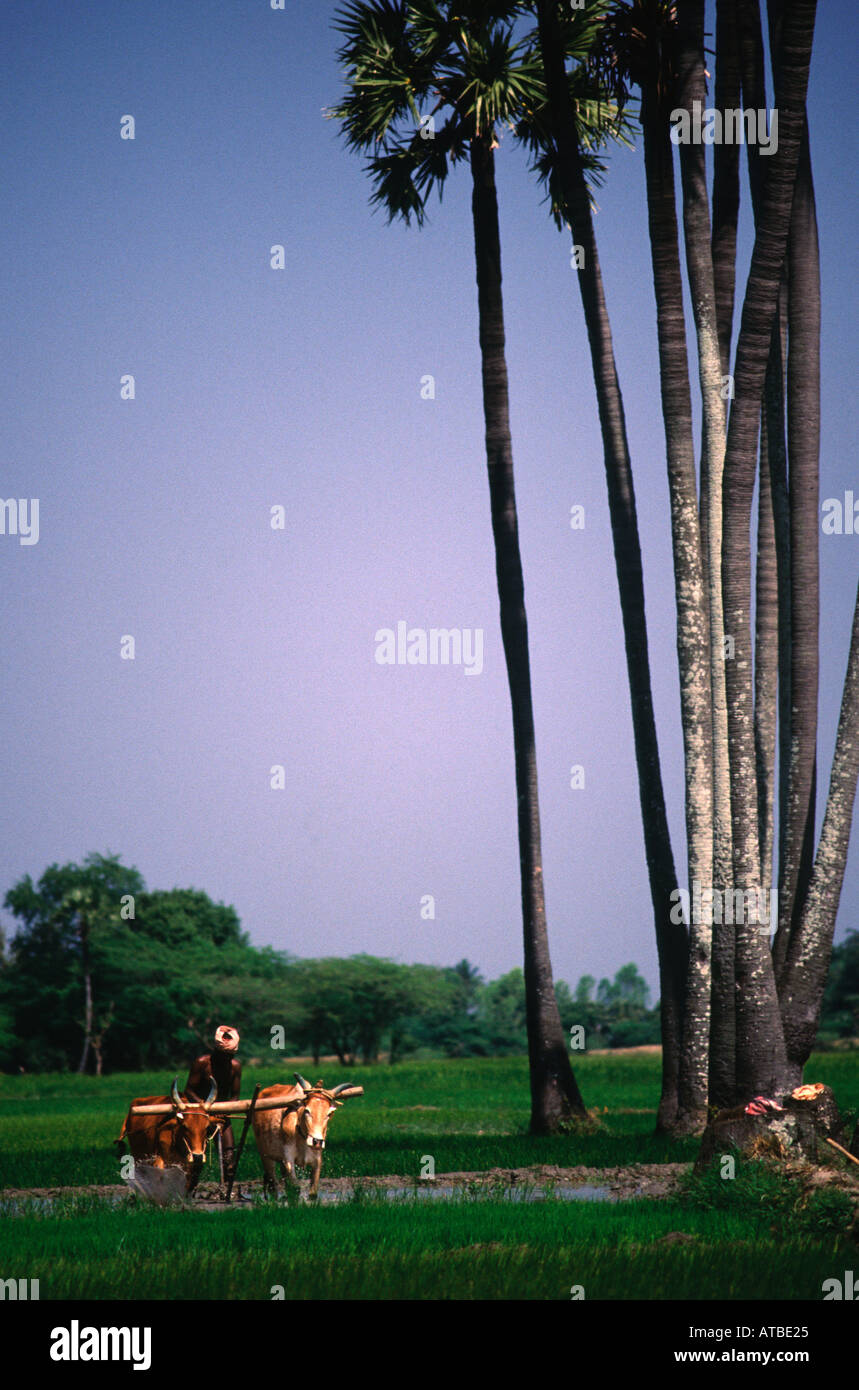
[184,1025,242,1183]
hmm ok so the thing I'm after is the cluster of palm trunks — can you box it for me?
[117,1073,364,1199]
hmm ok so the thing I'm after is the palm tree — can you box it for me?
[672,0,736,1133]
[719,0,817,1096]
[328,0,587,1131]
[529,0,855,1115]
[767,9,845,1079]
[706,0,750,1112]
[591,0,714,1132]
[717,0,856,1096]
[529,0,685,1132]
[773,116,820,985]
[740,0,792,974]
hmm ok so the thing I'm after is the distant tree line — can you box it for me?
[0,855,852,1073]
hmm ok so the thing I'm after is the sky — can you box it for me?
[0,0,856,1001]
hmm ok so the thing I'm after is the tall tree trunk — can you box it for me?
[779,580,859,1073]
[470,134,586,1132]
[91,1003,114,1079]
[774,117,820,980]
[755,416,778,894]
[741,0,793,901]
[765,289,792,885]
[720,0,817,1099]
[675,0,732,1133]
[707,0,742,1110]
[775,100,853,1069]
[534,0,684,1133]
[711,0,741,376]
[739,0,768,216]
[640,77,714,1134]
[77,914,92,1075]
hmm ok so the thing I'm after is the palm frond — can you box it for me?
[330,0,639,225]
[364,114,466,226]
[530,142,611,229]
[522,0,615,70]
[589,0,681,113]
[328,0,437,143]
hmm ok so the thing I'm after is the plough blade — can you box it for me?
[123,1162,189,1206]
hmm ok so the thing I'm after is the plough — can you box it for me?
[124,1077,364,1205]
[125,1086,305,1204]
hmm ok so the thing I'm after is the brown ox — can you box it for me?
[252,1074,363,1199]
[116,1077,223,1194]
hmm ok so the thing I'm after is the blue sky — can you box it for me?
[1,0,856,999]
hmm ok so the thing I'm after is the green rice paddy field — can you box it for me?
[1,1053,856,1300]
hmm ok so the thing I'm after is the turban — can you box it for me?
[214,1025,240,1052]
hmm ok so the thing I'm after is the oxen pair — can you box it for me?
[117,1072,362,1197]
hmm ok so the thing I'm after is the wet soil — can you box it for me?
[5,1157,856,1210]
[2,1162,689,1205]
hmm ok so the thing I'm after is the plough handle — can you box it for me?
[225,1083,262,1202]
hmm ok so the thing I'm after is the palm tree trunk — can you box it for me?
[720,0,817,1099]
[741,0,792,908]
[765,290,792,888]
[640,78,714,1134]
[469,133,586,1133]
[738,0,768,214]
[706,0,742,1111]
[534,0,684,1133]
[677,0,742,1131]
[711,0,740,376]
[773,100,852,1069]
[774,118,820,981]
[779,579,859,1073]
[755,416,778,893]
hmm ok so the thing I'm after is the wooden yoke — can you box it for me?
[130,1095,304,1116]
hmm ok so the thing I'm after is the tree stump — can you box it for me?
[697,1085,848,1171]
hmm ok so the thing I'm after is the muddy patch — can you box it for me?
[1,1162,689,1208]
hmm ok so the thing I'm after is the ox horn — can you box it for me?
[203,1078,218,1110]
[330,1083,354,1097]
[294,1072,312,1092]
[171,1077,183,1108]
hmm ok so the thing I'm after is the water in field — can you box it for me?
[0,1192,129,1215]
[313,1183,616,1205]
[185,1182,617,1208]
[0,1182,616,1213]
